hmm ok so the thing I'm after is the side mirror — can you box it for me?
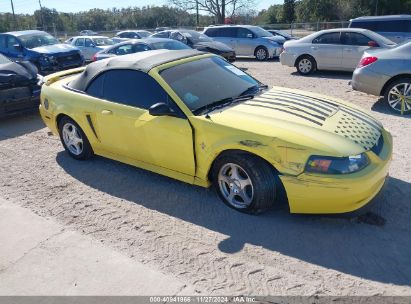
[13,44,22,51]
[246,33,253,39]
[149,102,177,117]
[368,41,379,47]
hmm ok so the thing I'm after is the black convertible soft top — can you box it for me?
[69,49,204,92]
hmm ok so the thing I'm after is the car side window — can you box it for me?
[341,32,372,46]
[75,38,85,47]
[204,28,217,37]
[6,36,19,49]
[114,44,133,55]
[85,38,94,47]
[100,70,171,110]
[237,28,253,38]
[0,35,6,49]
[218,27,237,38]
[133,44,151,52]
[153,32,169,38]
[312,32,341,44]
[85,73,105,98]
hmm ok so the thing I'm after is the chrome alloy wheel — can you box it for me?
[62,123,83,155]
[298,58,312,73]
[388,82,411,114]
[256,48,267,60]
[218,163,254,209]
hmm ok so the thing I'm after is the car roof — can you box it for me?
[351,15,411,21]
[4,30,48,36]
[69,49,204,91]
[108,38,178,47]
[316,28,371,34]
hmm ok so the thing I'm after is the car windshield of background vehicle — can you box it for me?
[251,26,273,38]
[152,41,190,50]
[182,31,213,43]
[160,56,258,113]
[19,34,59,49]
[93,38,114,46]
[0,54,10,64]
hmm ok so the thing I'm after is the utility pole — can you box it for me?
[375,0,379,16]
[196,0,199,28]
[221,0,225,24]
[38,0,45,30]
[10,0,17,30]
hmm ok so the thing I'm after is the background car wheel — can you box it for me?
[384,78,411,115]
[58,116,93,160]
[296,55,316,75]
[255,47,269,61]
[212,151,278,214]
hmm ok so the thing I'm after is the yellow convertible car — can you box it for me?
[39,49,392,214]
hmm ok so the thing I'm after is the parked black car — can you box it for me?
[0,30,84,75]
[0,54,40,118]
[151,29,236,62]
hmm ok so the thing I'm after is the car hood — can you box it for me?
[206,87,383,156]
[31,43,80,55]
[262,36,286,44]
[194,41,233,52]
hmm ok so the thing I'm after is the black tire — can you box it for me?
[255,46,269,61]
[296,55,316,75]
[383,77,411,114]
[58,116,93,160]
[212,151,278,214]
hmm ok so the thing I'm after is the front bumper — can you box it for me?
[280,51,296,67]
[280,130,393,214]
[351,67,389,97]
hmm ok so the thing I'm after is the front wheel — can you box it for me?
[255,47,269,61]
[58,116,93,160]
[296,56,316,75]
[384,78,411,114]
[212,152,278,214]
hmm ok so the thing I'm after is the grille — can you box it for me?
[56,53,81,64]
[333,113,381,150]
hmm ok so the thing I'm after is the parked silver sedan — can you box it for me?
[65,36,114,61]
[351,42,411,114]
[280,28,396,75]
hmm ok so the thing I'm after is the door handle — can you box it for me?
[101,110,113,115]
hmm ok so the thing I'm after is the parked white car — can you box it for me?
[280,28,396,75]
[65,36,114,61]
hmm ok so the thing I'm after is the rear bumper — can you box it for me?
[351,67,389,96]
[280,130,392,214]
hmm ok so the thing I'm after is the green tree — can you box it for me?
[282,0,295,23]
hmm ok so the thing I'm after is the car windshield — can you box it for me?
[151,40,190,50]
[93,37,114,46]
[181,31,213,43]
[160,56,260,114]
[19,33,59,49]
[0,54,11,64]
[250,27,273,38]
[137,31,151,38]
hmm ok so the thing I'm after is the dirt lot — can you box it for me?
[0,60,410,296]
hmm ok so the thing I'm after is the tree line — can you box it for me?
[257,0,411,24]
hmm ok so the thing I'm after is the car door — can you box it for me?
[341,32,374,70]
[87,69,195,176]
[235,28,255,56]
[5,35,23,60]
[311,32,343,70]
[84,38,98,60]
[207,28,237,51]
[74,38,86,58]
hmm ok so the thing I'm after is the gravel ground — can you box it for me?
[0,59,410,296]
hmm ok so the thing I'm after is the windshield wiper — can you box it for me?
[239,83,269,97]
[193,94,255,116]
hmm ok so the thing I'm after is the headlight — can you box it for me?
[305,153,369,174]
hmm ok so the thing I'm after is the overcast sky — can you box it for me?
[0,0,282,14]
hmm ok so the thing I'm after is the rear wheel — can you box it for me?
[212,152,278,214]
[255,46,269,61]
[384,78,411,114]
[296,55,316,75]
[58,116,93,160]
